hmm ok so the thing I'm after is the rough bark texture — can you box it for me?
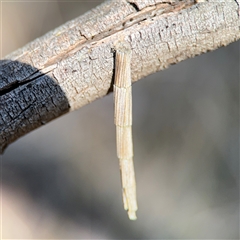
[0,0,239,153]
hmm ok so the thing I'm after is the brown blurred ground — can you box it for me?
[1,1,239,239]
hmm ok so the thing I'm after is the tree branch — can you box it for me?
[0,0,239,153]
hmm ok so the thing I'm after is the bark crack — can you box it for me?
[127,1,140,12]
[0,77,35,96]
[0,69,53,96]
[11,99,37,121]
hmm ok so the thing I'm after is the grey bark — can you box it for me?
[0,0,239,153]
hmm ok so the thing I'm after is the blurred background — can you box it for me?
[1,0,239,239]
